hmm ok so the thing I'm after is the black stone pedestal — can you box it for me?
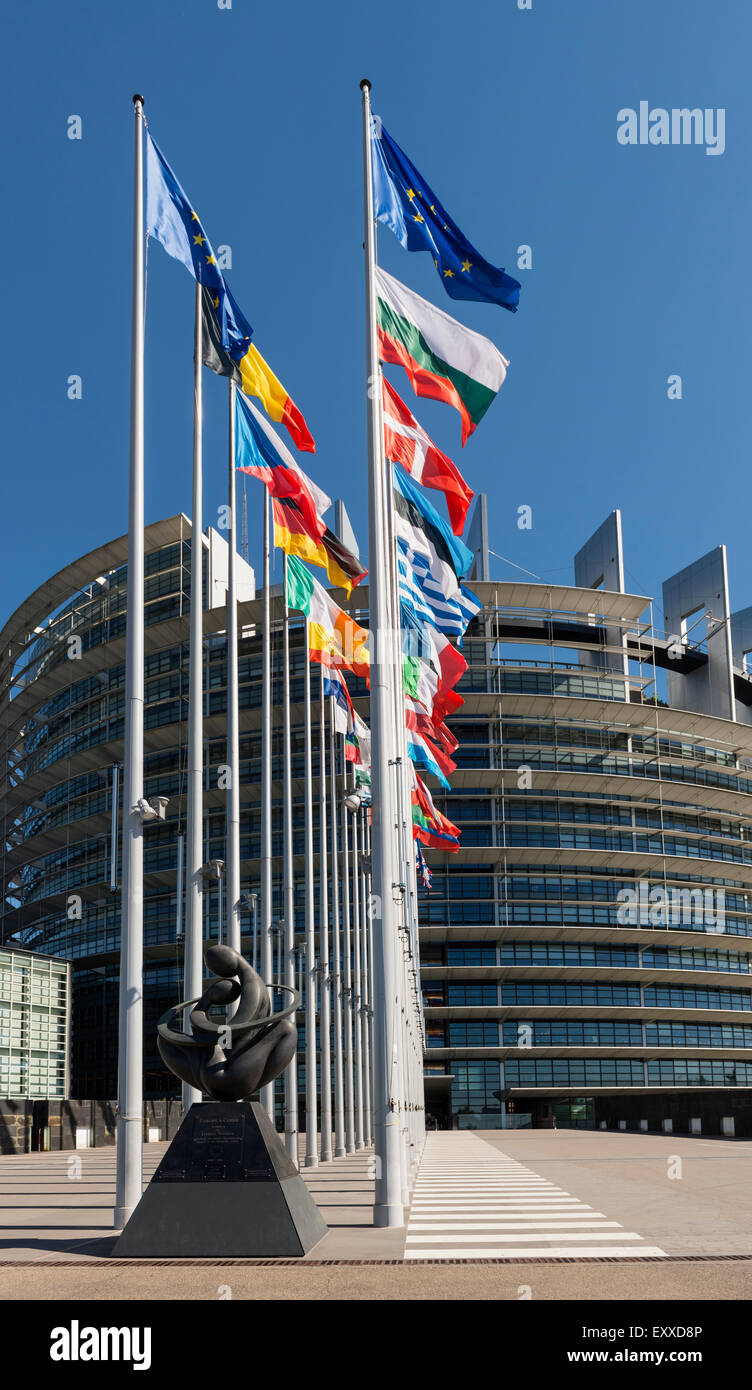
[113,1101,327,1258]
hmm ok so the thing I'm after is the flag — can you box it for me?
[382,379,473,535]
[397,544,481,638]
[323,667,354,737]
[397,603,469,700]
[284,554,370,680]
[202,287,315,454]
[410,768,461,851]
[406,726,453,787]
[393,464,481,637]
[345,712,367,765]
[393,464,472,580]
[145,134,251,352]
[355,764,372,796]
[234,390,327,540]
[273,498,367,595]
[371,116,521,313]
[375,267,509,445]
[405,704,457,779]
[353,712,371,769]
[416,841,432,890]
[405,695,457,755]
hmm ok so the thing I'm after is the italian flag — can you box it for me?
[382,378,473,535]
[375,266,509,445]
[285,555,370,680]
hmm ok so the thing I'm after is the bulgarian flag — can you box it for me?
[375,266,509,445]
[382,378,473,535]
[285,554,370,680]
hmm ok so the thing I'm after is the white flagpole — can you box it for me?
[115,93,146,1229]
[304,617,319,1166]
[329,698,346,1158]
[282,554,299,1163]
[351,766,364,1150]
[260,490,274,1119]
[384,450,418,1193]
[360,77,404,1225]
[359,806,372,1147]
[318,662,332,1161]
[182,285,206,1116]
[341,741,355,1153]
[226,380,241,958]
[366,812,376,1146]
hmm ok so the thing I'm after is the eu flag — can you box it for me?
[145,133,252,350]
[371,116,521,313]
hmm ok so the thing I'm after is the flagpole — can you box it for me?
[329,698,346,1158]
[366,812,376,1145]
[360,77,404,1225]
[359,806,372,1147]
[384,446,418,1193]
[226,381,241,959]
[318,662,332,1161]
[385,442,425,1187]
[181,285,207,1119]
[351,766,364,1150]
[282,554,299,1164]
[341,737,355,1153]
[304,617,319,1166]
[260,489,274,1119]
[115,93,146,1229]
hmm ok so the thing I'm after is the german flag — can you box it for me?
[272,496,367,596]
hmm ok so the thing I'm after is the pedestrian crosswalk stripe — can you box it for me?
[404,1133,666,1262]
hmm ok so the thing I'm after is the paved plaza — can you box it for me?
[1,1129,751,1299]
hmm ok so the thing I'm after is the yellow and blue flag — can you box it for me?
[371,116,521,313]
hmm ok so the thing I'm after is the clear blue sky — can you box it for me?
[2,0,749,631]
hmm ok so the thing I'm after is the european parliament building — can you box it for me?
[2,504,752,1134]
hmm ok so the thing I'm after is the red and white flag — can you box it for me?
[382,377,474,535]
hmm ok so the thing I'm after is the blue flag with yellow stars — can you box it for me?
[145,132,252,350]
[371,116,521,313]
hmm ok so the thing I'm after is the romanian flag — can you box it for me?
[202,286,316,454]
[375,267,509,445]
[284,555,370,681]
[273,496,366,596]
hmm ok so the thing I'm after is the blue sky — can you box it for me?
[2,0,749,632]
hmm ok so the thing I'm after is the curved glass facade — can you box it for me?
[422,581,752,1130]
[3,516,752,1132]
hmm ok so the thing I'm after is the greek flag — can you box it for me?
[397,540,481,637]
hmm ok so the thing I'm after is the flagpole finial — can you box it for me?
[360,78,371,92]
[133,93,145,106]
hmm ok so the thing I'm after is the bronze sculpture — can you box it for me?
[156,944,299,1100]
